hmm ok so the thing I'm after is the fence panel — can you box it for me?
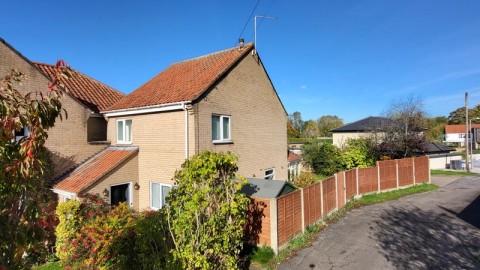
[345,169,356,200]
[322,177,336,214]
[245,198,271,246]
[414,156,429,183]
[277,190,302,246]
[303,182,322,227]
[379,160,397,190]
[358,167,378,194]
[398,158,414,186]
[337,172,345,208]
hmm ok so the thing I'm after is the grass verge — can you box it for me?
[250,183,438,269]
[431,169,477,176]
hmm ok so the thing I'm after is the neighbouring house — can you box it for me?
[444,124,480,147]
[52,42,288,211]
[0,38,125,178]
[331,116,396,148]
[287,150,302,181]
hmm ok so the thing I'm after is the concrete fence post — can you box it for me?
[270,198,279,255]
[343,171,347,204]
[356,168,359,196]
[377,161,381,192]
[335,174,339,210]
[412,158,416,186]
[300,188,305,233]
[320,180,324,218]
[396,159,399,190]
[428,156,432,183]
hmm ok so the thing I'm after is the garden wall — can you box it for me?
[254,156,430,254]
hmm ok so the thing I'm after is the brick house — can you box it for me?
[53,43,288,211]
[0,38,125,178]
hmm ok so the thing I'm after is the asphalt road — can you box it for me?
[278,175,480,270]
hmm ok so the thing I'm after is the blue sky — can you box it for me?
[2,1,480,123]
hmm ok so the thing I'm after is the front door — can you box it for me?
[110,183,130,206]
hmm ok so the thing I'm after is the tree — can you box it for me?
[0,63,71,269]
[302,120,320,138]
[378,96,427,158]
[287,121,300,138]
[289,111,304,133]
[302,141,344,176]
[166,151,250,270]
[425,116,447,142]
[447,105,480,124]
[316,115,344,137]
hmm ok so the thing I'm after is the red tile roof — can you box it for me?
[34,63,125,112]
[53,147,138,193]
[288,151,301,162]
[106,43,254,111]
[445,124,480,134]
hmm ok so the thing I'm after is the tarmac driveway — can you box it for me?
[278,175,480,270]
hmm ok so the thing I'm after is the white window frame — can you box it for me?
[212,114,232,143]
[109,182,133,207]
[264,168,275,180]
[14,125,30,142]
[116,119,132,144]
[150,182,173,210]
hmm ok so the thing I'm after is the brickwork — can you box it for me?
[195,53,288,180]
[107,111,192,210]
[1,41,108,177]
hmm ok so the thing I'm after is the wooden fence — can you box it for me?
[250,156,430,253]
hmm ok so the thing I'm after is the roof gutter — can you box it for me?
[102,101,192,119]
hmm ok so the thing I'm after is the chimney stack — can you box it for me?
[238,38,245,49]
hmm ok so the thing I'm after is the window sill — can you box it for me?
[212,140,233,145]
[88,141,111,145]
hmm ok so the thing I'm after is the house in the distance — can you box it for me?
[53,42,288,211]
[0,38,125,178]
[331,116,394,148]
[444,124,480,147]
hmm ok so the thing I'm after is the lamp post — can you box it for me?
[470,117,480,168]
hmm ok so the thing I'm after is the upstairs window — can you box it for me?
[264,168,275,180]
[212,115,231,143]
[117,119,132,144]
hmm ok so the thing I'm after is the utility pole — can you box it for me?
[466,92,470,172]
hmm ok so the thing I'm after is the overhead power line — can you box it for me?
[235,0,261,45]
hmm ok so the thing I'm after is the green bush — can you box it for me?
[134,210,174,269]
[292,172,318,188]
[302,142,344,176]
[250,246,274,264]
[342,138,378,169]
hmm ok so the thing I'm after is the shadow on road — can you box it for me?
[372,206,480,269]
[458,195,480,229]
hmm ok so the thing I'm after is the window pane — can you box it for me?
[117,121,124,142]
[223,117,230,139]
[125,119,132,142]
[151,183,160,209]
[212,116,220,140]
[161,185,171,206]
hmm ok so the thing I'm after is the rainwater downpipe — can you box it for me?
[182,102,190,159]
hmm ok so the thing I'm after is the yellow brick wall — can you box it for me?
[0,41,107,177]
[107,111,194,210]
[83,153,140,211]
[195,53,288,180]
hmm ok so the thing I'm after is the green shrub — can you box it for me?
[302,142,344,176]
[55,200,83,262]
[293,172,318,188]
[342,138,378,169]
[250,246,274,264]
[134,210,174,269]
